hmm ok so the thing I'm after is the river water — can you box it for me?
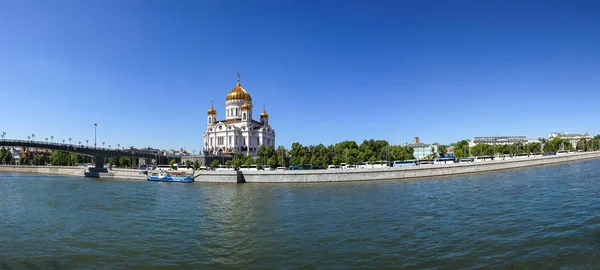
[1,160,600,268]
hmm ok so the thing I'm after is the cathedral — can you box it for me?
[203,75,275,157]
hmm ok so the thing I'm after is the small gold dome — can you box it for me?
[260,109,269,118]
[226,81,252,102]
[207,105,216,115]
[241,101,252,110]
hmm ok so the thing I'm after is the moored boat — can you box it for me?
[147,171,194,183]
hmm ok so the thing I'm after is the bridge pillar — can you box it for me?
[91,157,108,173]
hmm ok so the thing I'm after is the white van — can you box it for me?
[327,165,337,170]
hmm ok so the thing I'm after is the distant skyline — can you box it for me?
[1,0,599,151]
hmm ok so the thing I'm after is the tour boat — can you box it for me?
[147,171,194,183]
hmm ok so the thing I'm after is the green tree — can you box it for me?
[169,159,176,170]
[528,143,541,153]
[244,158,252,167]
[193,160,200,170]
[185,160,192,169]
[368,156,377,166]
[454,140,470,158]
[0,147,6,165]
[267,156,278,169]
[19,156,27,165]
[437,145,447,158]
[211,159,220,169]
[224,160,233,168]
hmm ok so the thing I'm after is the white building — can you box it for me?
[548,132,590,148]
[408,137,439,159]
[203,75,275,157]
[469,136,527,147]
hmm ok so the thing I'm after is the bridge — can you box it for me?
[0,139,162,171]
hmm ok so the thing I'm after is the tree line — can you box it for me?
[454,135,600,158]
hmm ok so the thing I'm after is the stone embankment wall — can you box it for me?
[192,151,600,183]
[3,152,599,183]
[0,165,85,176]
[0,165,146,180]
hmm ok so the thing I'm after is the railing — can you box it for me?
[0,138,161,156]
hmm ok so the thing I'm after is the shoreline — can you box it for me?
[1,151,599,183]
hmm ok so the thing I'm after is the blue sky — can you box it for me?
[1,0,599,151]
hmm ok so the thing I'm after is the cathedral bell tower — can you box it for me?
[207,101,216,126]
[260,105,269,126]
[241,101,252,124]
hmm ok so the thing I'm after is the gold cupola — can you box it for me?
[260,105,269,118]
[207,101,216,115]
[225,73,252,102]
[241,101,252,110]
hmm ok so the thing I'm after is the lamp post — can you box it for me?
[109,145,111,149]
[1,132,5,140]
[103,142,105,148]
[51,136,54,143]
[94,123,97,148]
[69,138,72,145]
[117,144,120,150]
[28,136,30,141]
[86,140,89,147]
[45,138,48,143]
[32,134,35,141]
[62,139,65,144]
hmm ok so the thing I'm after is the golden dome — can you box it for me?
[207,104,216,115]
[260,109,269,118]
[226,75,252,102]
[241,101,252,110]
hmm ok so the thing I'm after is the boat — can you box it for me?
[147,171,194,183]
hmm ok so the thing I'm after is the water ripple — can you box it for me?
[1,160,600,268]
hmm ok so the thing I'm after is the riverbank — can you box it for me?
[2,151,600,182]
[193,151,600,183]
[0,165,147,180]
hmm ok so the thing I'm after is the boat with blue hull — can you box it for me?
[147,171,194,183]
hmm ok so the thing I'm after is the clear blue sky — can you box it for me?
[1,0,599,151]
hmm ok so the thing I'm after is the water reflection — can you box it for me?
[1,159,600,268]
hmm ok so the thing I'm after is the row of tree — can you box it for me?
[454,136,600,158]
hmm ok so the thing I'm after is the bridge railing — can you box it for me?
[0,138,161,156]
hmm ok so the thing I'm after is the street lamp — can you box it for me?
[78,141,81,146]
[69,138,72,145]
[32,134,35,141]
[45,138,48,143]
[1,132,5,140]
[51,136,54,143]
[28,136,30,141]
[94,123,97,148]
[86,140,89,147]
[62,139,65,144]
[109,145,111,149]
[103,142,105,148]
[117,144,120,151]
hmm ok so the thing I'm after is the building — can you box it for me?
[469,136,527,147]
[204,75,276,157]
[548,132,590,148]
[408,137,439,160]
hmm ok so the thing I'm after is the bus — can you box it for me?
[418,159,433,166]
[393,160,417,167]
[372,161,389,168]
[434,158,455,165]
[474,156,494,162]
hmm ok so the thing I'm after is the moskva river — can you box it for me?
[1,160,600,268]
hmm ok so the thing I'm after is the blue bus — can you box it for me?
[393,160,417,167]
